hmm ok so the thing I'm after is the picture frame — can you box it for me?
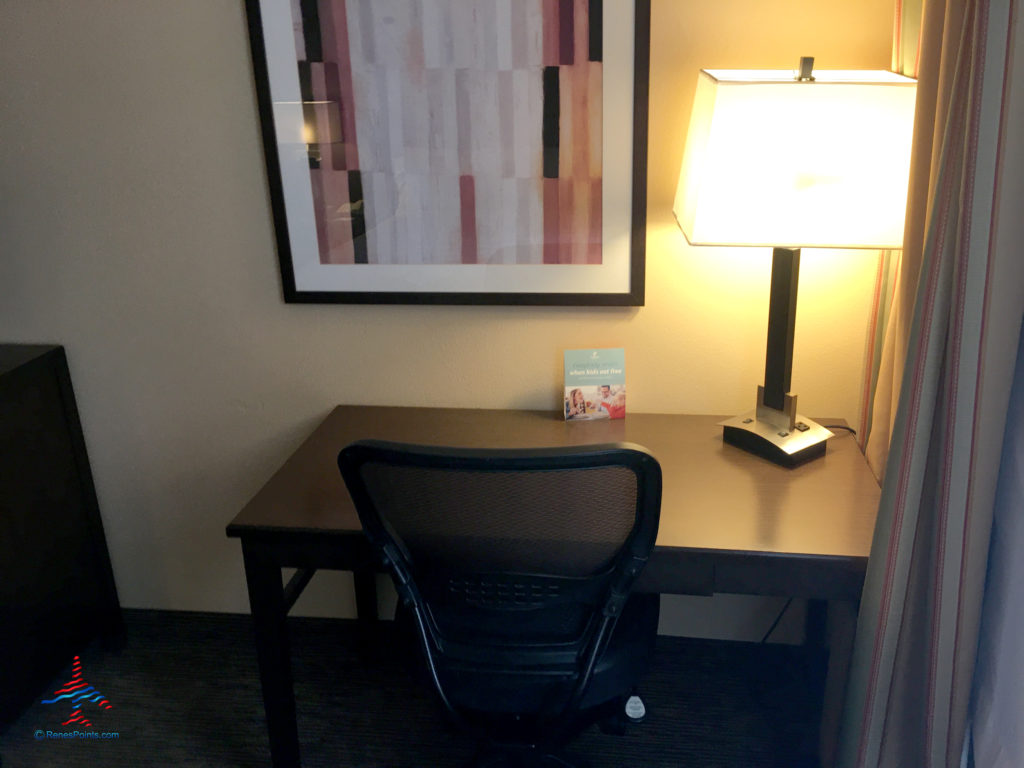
[245,0,650,305]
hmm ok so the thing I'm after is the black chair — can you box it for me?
[338,440,662,767]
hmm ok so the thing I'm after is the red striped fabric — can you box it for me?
[843,0,1022,765]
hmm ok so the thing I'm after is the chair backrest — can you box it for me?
[338,440,661,723]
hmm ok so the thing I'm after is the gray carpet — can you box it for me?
[0,610,823,767]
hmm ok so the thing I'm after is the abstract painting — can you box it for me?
[246,0,649,304]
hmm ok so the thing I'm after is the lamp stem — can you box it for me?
[763,247,800,411]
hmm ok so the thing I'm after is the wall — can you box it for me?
[0,0,892,638]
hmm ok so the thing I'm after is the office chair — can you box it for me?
[338,440,662,768]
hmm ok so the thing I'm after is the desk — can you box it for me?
[227,405,880,768]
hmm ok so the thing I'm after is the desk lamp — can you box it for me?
[673,59,916,467]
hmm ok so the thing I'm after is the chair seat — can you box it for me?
[435,593,660,716]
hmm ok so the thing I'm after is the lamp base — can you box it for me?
[719,411,834,468]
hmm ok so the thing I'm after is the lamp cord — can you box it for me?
[823,424,857,436]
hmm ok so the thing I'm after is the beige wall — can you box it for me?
[0,0,892,635]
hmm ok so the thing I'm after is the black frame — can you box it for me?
[244,0,650,306]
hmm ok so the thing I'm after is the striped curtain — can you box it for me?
[970,331,1024,766]
[837,0,1024,765]
[862,0,936,476]
[858,0,924,455]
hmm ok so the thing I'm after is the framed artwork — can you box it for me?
[245,0,650,305]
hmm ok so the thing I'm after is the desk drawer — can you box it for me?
[635,551,715,596]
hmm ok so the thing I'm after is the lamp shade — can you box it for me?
[673,69,917,249]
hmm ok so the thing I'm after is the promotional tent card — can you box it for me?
[564,348,626,420]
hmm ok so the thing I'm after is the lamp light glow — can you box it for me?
[674,69,917,249]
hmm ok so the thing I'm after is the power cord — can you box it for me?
[823,424,857,436]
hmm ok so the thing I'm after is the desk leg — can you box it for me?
[819,600,858,767]
[805,599,827,649]
[242,540,301,768]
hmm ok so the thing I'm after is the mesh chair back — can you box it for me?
[358,461,638,574]
[338,440,661,718]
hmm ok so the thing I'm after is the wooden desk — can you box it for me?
[227,405,880,768]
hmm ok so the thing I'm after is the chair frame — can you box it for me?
[338,440,661,756]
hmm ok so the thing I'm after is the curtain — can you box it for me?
[970,330,1024,766]
[837,0,1024,766]
[857,0,926,449]
[864,0,958,477]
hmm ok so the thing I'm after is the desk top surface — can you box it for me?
[228,405,880,561]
